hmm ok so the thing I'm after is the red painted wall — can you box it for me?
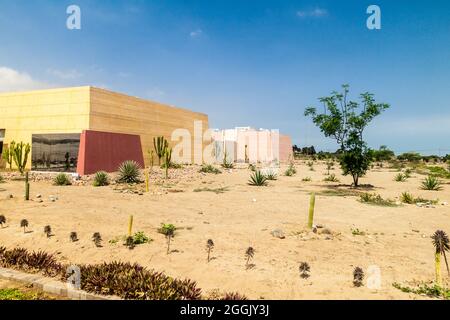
[77,130,144,175]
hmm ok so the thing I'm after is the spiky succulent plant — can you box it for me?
[117,160,141,184]
[299,262,311,279]
[248,171,268,186]
[432,230,450,287]
[20,219,29,233]
[245,247,255,269]
[93,171,109,187]
[70,232,78,242]
[92,232,102,247]
[353,267,364,287]
[206,239,214,263]
[421,175,443,191]
[44,225,52,238]
[0,215,6,228]
[53,173,72,186]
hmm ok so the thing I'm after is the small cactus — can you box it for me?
[20,219,29,233]
[353,267,364,287]
[206,239,214,262]
[70,232,78,242]
[44,225,52,238]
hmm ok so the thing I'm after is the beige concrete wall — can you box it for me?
[0,87,91,169]
[88,87,209,166]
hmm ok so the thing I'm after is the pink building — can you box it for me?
[212,127,293,163]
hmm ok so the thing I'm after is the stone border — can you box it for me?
[0,267,121,300]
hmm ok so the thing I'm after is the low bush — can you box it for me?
[394,173,407,182]
[53,173,71,186]
[199,164,221,174]
[93,171,109,187]
[421,175,443,191]
[323,174,339,182]
[359,193,397,206]
[0,246,244,300]
[285,164,297,177]
[117,160,141,184]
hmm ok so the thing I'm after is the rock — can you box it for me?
[270,229,285,239]
[6,194,13,199]
[36,194,42,198]
[252,198,257,202]
[318,228,332,235]
[312,226,318,234]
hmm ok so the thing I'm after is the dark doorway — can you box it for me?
[31,133,80,172]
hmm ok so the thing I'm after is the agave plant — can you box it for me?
[20,219,29,233]
[92,232,102,247]
[353,267,364,287]
[159,224,176,254]
[44,225,52,238]
[0,215,6,228]
[265,171,277,181]
[245,247,255,269]
[421,175,443,191]
[248,171,268,186]
[394,173,407,182]
[431,230,450,287]
[54,173,71,186]
[206,239,214,263]
[117,160,141,184]
[299,262,311,279]
[70,232,78,242]
[400,192,415,204]
[93,171,109,187]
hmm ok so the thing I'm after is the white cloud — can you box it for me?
[190,29,203,38]
[46,68,83,80]
[0,66,50,92]
[297,8,328,18]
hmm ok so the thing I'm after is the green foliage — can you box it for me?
[359,193,397,206]
[221,153,234,169]
[2,141,15,169]
[306,161,314,171]
[421,175,443,191]
[323,174,339,182]
[117,160,141,184]
[372,145,395,162]
[153,136,168,165]
[0,246,225,300]
[351,228,366,236]
[305,85,389,187]
[302,177,312,182]
[199,164,221,174]
[0,174,4,183]
[248,171,268,186]
[53,173,71,186]
[159,223,176,254]
[394,173,407,182]
[285,163,297,176]
[93,171,109,187]
[11,142,31,174]
[264,171,277,181]
[393,282,450,300]
[131,231,151,245]
[400,192,438,205]
[397,152,421,162]
[0,288,43,300]
[428,166,450,179]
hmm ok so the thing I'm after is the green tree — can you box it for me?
[372,145,395,161]
[304,85,389,187]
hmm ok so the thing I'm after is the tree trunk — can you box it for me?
[353,174,359,187]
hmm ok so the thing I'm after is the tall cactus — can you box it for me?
[25,171,30,201]
[164,147,172,179]
[2,141,15,169]
[153,136,168,165]
[128,215,134,237]
[308,193,316,229]
[12,142,31,174]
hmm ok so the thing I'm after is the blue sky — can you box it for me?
[0,0,449,155]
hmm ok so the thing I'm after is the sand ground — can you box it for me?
[0,161,449,299]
